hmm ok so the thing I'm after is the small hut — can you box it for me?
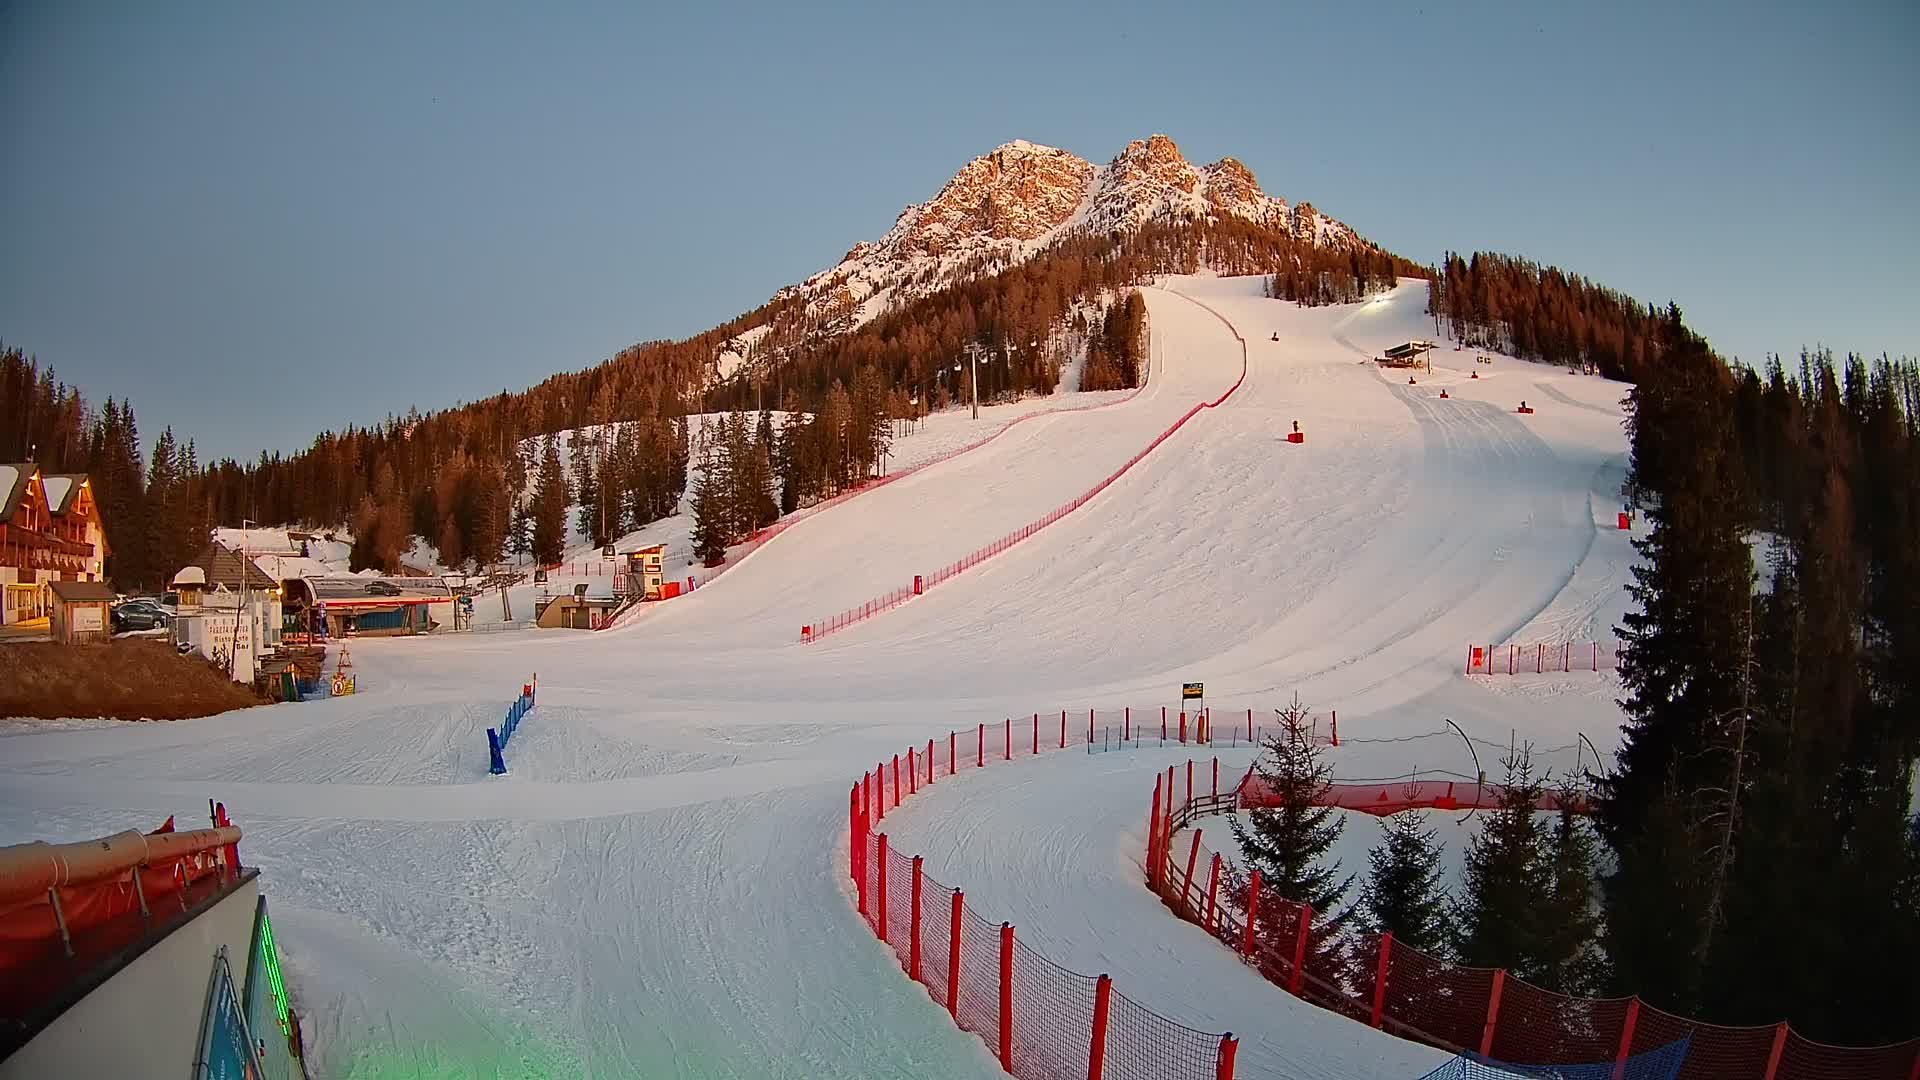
[48,580,116,645]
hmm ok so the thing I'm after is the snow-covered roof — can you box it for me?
[0,464,22,517]
[211,526,300,555]
[39,476,73,513]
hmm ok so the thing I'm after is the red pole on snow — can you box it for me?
[1332,710,1339,747]
[1005,718,1011,761]
[876,764,886,821]
[1205,853,1222,933]
[1162,706,1167,742]
[1186,759,1194,808]
[908,747,917,795]
[1241,871,1261,957]
[1370,932,1393,1029]
[950,731,957,776]
[1761,1024,1789,1080]
[1216,1035,1239,1080]
[876,833,890,936]
[927,739,935,785]
[1213,757,1219,797]
[1088,974,1112,1080]
[892,754,901,808]
[977,724,984,768]
[1179,710,1187,743]
[1612,998,1641,1080]
[852,786,867,917]
[1246,707,1252,742]
[909,856,924,982]
[1147,776,1163,887]
[947,889,964,1017]
[1480,968,1506,1056]
[998,924,1015,1070]
[1182,830,1204,916]
[1124,707,1130,742]
[1289,904,1312,994]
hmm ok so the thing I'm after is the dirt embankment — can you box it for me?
[0,639,271,721]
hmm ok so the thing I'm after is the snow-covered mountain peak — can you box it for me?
[769,135,1368,338]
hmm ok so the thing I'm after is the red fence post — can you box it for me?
[1370,932,1393,1029]
[1480,968,1506,1057]
[947,889,964,1017]
[1180,710,1188,743]
[977,723,984,767]
[1088,973,1112,1080]
[876,833,890,938]
[1241,871,1261,957]
[1147,775,1164,888]
[877,763,887,821]
[1331,709,1339,746]
[927,739,935,785]
[1034,713,1040,755]
[852,786,868,917]
[950,731,957,776]
[892,754,901,807]
[1761,1024,1788,1080]
[1005,718,1011,761]
[1162,706,1168,742]
[909,855,924,982]
[1182,830,1204,915]
[999,923,1015,1071]
[1289,903,1312,994]
[1612,998,1641,1080]
[1205,853,1222,932]
[1215,1034,1239,1080]
[908,747,917,794]
[1186,759,1194,807]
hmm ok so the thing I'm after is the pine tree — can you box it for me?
[1359,809,1450,955]
[1536,799,1605,995]
[688,441,728,567]
[1230,696,1352,966]
[1599,335,1752,1009]
[530,435,569,565]
[571,431,604,546]
[1454,748,1551,977]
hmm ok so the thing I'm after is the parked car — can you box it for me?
[111,601,171,632]
[364,580,402,596]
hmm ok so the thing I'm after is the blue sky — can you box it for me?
[2,1,1914,460]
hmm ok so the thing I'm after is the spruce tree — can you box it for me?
[1230,696,1352,967]
[1454,748,1551,977]
[1599,334,1753,1008]
[530,435,569,565]
[571,432,603,546]
[688,442,728,567]
[1536,798,1605,995]
[1359,809,1450,956]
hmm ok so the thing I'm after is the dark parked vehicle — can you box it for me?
[111,601,171,632]
[364,580,402,596]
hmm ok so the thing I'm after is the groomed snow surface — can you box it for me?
[0,276,1638,1078]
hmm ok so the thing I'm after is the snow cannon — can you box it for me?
[1439,389,1450,399]
[1517,401,1535,415]
[1470,371,1479,379]
[1408,376,1417,385]
[1286,420,1304,444]
[1618,512,1632,530]
[1270,332,1279,341]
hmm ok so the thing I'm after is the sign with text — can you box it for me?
[1181,682,1205,700]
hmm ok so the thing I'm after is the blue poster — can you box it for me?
[198,947,261,1080]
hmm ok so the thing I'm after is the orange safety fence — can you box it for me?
[1147,774,1920,1080]
[847,715,1239,1079]
[1465,640,1620,675]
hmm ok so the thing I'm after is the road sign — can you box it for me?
[1182,682,1204,700]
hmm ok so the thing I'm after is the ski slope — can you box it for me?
[0,276,1637,1079]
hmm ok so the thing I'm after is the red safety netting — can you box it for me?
[849,722,1239,1079]
[1149,781,1920,1080]
[1465,640,1620,675]
[806,333,1250,645]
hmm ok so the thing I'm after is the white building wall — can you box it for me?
[0,877,261,1080]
